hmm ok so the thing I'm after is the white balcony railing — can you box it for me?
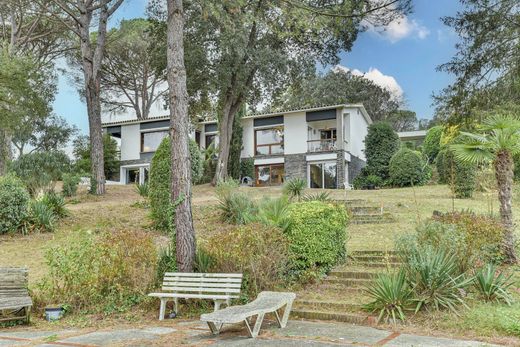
[307,139,337,152]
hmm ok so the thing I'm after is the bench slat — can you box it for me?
[162,282,241,288]
[163,277,242,283]
[149,293,239,300]
[161,286,240,293]
[164,272,242,278]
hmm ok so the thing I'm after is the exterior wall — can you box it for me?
[120,124,140,161]
[283,112,307,154]
[336,150,346,187]
[284,153,306,181]
[241,118,254,158]
[346,107,369,161]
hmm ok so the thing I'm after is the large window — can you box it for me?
[141,130,168,153]
[256,164,284,186]
[255,126,284,155]
[309,162,337,189]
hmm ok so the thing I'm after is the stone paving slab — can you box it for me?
[56,328,176,346]
[386,333,501,347]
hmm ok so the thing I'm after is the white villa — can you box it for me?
[102,104,372,189]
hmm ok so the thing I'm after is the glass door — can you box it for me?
[308,162,337,189]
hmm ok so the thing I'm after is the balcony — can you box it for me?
[307,139,337,153]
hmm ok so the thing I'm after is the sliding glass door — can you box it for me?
[308,162,337,189]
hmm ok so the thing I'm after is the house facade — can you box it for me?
[102,104,372,188]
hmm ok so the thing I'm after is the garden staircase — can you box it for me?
[348,205,394,224]
[291,250,399,324]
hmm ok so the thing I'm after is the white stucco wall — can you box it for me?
[241,118,254,158]
[120,124,140,161]
[346,107,369,161]
[283,112,307,154]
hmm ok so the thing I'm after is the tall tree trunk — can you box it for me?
[85,77,106,195]
[495,150,518,264]
[167,0,196,272]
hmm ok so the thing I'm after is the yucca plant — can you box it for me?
[404,249,472,314]
[29,200,57,232]
[194,248,215,273]
[364,270,413,324]
[217,191,257,225]
[474,263,514,305]
[255,196,291,231]
[451,114,520,264]
[283,178,306,201]
[302,191,331,202]
[41,191,68,218]
[135,181,149,197]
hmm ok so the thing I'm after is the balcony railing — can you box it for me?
[307,139,337,153]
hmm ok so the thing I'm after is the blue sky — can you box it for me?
[54,0,461,135]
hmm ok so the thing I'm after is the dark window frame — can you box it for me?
[254,126,284,156]
[255,164,285,186]
[140,130,169,153]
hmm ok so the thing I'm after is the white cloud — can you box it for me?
[333,65,404,101]
[367,15,430,43]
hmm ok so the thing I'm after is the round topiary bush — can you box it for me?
[149,137,203,231]
[422,126,444,163]
[285,201,349,275]
[0,176,30,234]
[389,148,431,187]
[364,122,401,180]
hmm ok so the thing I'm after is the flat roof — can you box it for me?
[398,130,427,139]
[102,104,372,127]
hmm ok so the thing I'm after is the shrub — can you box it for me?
[0,176,30,234]
[40,230,157,311]
[41,191,68,218]
[402,248,471,313]
[353,172,383,189]
[10,151,70,197]
[27,200,57,233]
[285,201,348,275]
[194,248,215,273]
[200,223,289,297]
[240,157,254,180]
[61,173,81,197]
[474,263,514,305]
[422,126,443,163]
[156,243,176,285]
[283,178,306,201]
[389,148,430,187]
[441,150,477,198]
[302,191,331,202]
[149,137,203,231]
[217,191,257,225]
[432,211,504,265]
[135,182,149,197]
[254,196,291,232]
[364,122,400,180]
[72,134,120,180]
[435,149,448,184]
[215,179,240,199]
[364,270,413,323]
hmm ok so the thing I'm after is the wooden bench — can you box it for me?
[200,291,296,338]
[0,268,32,324]
[148,272,243,320]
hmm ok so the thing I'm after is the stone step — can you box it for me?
[350,255,400,263]
[352,261,401,268]
[294,299,364,312]
[291,309,373,325]
[328,270,377,279]
[349,206,383,215]
[351,219,395,225]
[351,250,396,256]
[316,283,366,293]
[323,277,372,287]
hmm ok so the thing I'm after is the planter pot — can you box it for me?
[45,306,64,322]
[364,184,375,190]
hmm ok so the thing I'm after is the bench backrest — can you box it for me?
[0,268,29,299]
[162,272,242,298]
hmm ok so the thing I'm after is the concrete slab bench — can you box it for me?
[0,268,32,323]
[149,272,243,320]
[200,291,296,338]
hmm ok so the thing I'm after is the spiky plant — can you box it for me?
[283,178,306,201]
[451,114,520,264]
[474,263,514,305]
[302,191,331,202]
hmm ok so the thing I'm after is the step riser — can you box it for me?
[324,278,372,287]
[351,250,396,255]
[291,310,369,325]
[352,262,400,268]
[328,271,376,279]
[350,256,400,262]
[294,302,362,311]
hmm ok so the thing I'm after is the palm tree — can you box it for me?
[451,114,520,264]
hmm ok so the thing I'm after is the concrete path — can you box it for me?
[0,320,502,347]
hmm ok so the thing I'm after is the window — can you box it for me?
[255,126,284,155]
[205,134,216,148]
[320,129,337,140]
[309,162,337,189]
[255,164,284,186]
[141,130,168,153]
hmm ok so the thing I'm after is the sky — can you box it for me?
[53,0,462,136]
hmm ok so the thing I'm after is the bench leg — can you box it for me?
[174,298,179,314]
[244,313,264,338]
[214,300,221,311]
[207,321,223,335]
[275,301,293,328]
[159,298,167,321]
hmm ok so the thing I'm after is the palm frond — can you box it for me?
[450,143,494,165]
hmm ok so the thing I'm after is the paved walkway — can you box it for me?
[0,320,502,347]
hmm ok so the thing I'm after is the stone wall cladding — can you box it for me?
[336,150,346,188]
[120,158,150,166]
[348,154,366,182]
[284,154,307,181]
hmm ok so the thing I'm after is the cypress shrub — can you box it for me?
[422,126,443,163]
[389,148,431,187]
[364,122,401,180]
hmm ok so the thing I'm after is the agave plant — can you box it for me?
[255,196,291,231]
[474,263,514,305]
[283,178,306,201]
[302,191,331,202]
[41,191,68,218]
[29,200,57,232]
[364,270,413,324]
[135,181,149,197]
[217,191,257,225]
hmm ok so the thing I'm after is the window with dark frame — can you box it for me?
[141,130,169,153]
[255,126,284,155]
[255,164,284,186]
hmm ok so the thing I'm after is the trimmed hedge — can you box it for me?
[422,126,443,163]
[389,148,431,186]
[364,122,401,180]
[436,149,476,198]
[149,137,203,231]
[285,201,348,274]
[0,176,30,234]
